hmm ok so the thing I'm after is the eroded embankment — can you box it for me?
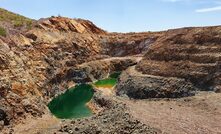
[116,66,196,99]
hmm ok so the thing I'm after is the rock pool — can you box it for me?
[94,72,121,88]
[48,84,94,119]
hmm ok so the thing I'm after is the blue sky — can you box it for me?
[0,0,221,32]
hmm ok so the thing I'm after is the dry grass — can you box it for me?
[0,8,33,28]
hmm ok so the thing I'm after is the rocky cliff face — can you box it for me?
[0,16,107,127]
[100,32,161,56]
[36,17,106,34]
[117,26,221,99]
[0,14,157,128]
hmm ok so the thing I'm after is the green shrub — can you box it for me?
[13,19,33,28]
[0,26,6,37]
[13,21,23,27]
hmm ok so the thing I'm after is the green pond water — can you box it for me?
[94,72,121,88]
[48,72,121,119]
[94,78,117,88]
[48,84,94,119]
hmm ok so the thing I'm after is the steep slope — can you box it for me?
[0,12,157,130]
[117,26,221,99]
[36,16,106,34]
[101,32,162,56]
[0,8,34,36]
[0,16,106,128]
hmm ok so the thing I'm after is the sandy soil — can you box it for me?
[123,92,221,134]
[11,113,61,134]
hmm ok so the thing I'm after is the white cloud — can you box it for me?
[196,6,221,12]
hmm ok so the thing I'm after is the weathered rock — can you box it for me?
[0,108,9,126]
[37,17,106,34]
[21,98,45,117]
[116,67,195,99]
[0,121,4,131]
[116,27,221,99]
[136,27,221,92]
[73,56,140,82]
[0,109,6,121]
[101,32,161,56]
[57,93,161,134]
[66,68,91,83]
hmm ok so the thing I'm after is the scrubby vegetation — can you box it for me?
[0,8,33,28]
[0,26,6,36]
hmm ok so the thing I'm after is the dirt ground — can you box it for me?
[4,113,61,134]
[123,92,221,134]
[5,91,221,134]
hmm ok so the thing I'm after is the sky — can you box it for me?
[0,0,221,32]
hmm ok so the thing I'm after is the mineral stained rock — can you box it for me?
[0,12,156,127]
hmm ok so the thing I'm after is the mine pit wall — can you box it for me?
[74,57,139,82]
[214,63,221,93]
[44,32,161,98]
[0,17,163,129]
[0,37,47,128]
[117,26,221,99]
[99,32,161,57]
[0,24,107,128]
[47,57,140,98]
[45,32,160,97]
[116,67,196,99]
[0,29,169,129]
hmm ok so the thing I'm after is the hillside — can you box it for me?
[0,8,33,26]
[117,26,221,99]
[0,8,34,36]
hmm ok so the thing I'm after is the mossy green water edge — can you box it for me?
[94,72,121,88]
[48,84,94,119]
[94,78,117,88]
